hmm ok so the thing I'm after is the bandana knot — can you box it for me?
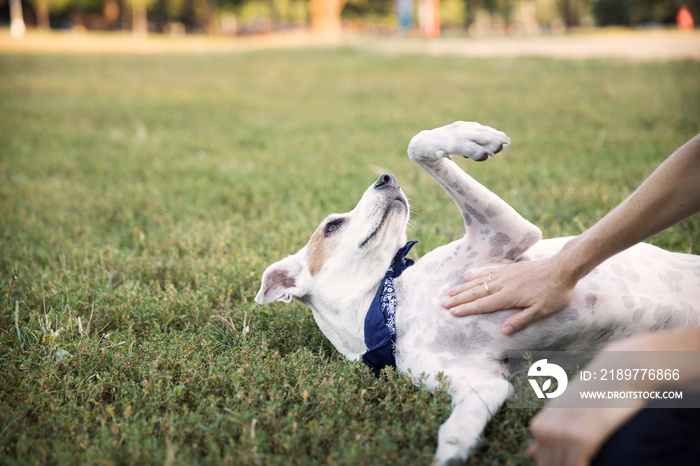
[362,241,418,375]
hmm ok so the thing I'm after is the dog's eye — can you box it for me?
[325,220,343,237]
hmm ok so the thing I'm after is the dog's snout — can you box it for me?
[374,174,399,190]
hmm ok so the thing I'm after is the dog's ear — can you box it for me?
[255,255,309,304]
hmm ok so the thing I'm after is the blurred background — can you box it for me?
[2,0,698,41]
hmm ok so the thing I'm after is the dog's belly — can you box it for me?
[394,237,700,383]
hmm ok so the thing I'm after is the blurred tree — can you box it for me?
[500,0,515,24]
[440,0,466,27]
[464,0,498,26]
[482,0,499,24]
[31,0,50,28]
[308,0,346,36]
[212,0,245,32]
[592,0,631,25]
[125,0,157,35]
[151,0,184,27]
[342,0,392,20]
[7,0,695,33]
[104,0,119,24]
[592,0,699,25]
[9,0,26,37]
[556,0,581,27]
[462,0,525,26]
[51,0,110,28]
[462,0,476,25]
[181,0,213,31]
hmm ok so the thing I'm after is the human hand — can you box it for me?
[528,327,700,465]
[526,334,657,466]
[527,404,639,466]
[441,257,577,335]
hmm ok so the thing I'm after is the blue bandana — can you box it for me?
[362,241,418,376]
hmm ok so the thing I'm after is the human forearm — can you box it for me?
[443,133,700,335]
[557,133,700,283]
[606,326,700,352]
[603,327,700,393]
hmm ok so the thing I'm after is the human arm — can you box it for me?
[527,326,700,466]
[442,133,700,335]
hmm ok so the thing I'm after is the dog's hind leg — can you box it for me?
[433,365,512,465]
[408,121,541,264]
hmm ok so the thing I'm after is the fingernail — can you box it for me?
[502,325,514,335]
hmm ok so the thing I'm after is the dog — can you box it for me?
[255,122,700,464]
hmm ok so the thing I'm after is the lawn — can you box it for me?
[1,44,698,465]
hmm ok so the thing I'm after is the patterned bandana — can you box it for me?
[362,241,418,375]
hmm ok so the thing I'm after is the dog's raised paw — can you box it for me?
[407,121,510,163]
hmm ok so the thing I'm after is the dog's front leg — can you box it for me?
[434,368,512,465]
[408,122,541,263]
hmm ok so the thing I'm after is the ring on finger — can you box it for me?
[483,281,490,294]
[488,272,493,282]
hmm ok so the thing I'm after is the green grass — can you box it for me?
[1,46,698,465]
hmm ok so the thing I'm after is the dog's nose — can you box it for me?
[374,174,399,190]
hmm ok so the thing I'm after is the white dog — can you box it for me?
[256,122,700,464]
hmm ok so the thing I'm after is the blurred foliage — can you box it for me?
[593,0,634,25]
[2,0,697,32]
[343,0,393,19]
[50,0,103,14]
[593,0,698,25]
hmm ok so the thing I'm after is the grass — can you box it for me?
[1,43,698,465]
